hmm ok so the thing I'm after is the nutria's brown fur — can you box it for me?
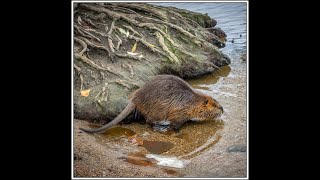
[80,75,223,133]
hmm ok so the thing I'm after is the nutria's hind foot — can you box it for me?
[152,120,185,132]
[152,124,171,132]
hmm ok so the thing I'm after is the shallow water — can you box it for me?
[187,65,231,90]
[91,119,224,158]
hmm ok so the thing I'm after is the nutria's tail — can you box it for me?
[79,100,135,133]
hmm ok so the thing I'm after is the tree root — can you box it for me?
[74,37,87,56]
[137,23,178,47]
[74,24,101,42]
[77,36,111,56]
[77,16,83,26]
[79,4,200,60]
[73,37,115,86]
[81,4,133,23]
[74,3,223,91]
[74,53,123,78]
[126,64,134,77]
[80,3,208,47]
[107,19,116,53]
[83,28,109,38]
[110,3,167,21]
[154,31,179,64]
[80,4,189,52]
[102,3,139,15]
[82,17,98,28]
[115,34,122,50]
[130,9,205,46]
[94,84,109,107]
[115,79,131,89]
[126,80,140,88]
[124,25,193,60]
[127,34,161,54]
[177,48,197,58]
[95,84,106,100]
[100,71,105,80]
[74,63,84,91]
[123,25,144,38]
[75,24,98,41]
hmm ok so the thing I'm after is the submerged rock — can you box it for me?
[227,145,246,153]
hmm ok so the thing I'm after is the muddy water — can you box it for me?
[90,119,224,158]
[187,66,231,90]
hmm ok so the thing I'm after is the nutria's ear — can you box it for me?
[203,99,209,105]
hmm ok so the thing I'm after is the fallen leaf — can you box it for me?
[77,16,82,25]
[80,89,91,97]
[163,169,177,175]
[126,30,129,37]
[128,134,144,146]
[126,156,153,166]
[148,43,155,48]
[131,42,137,53]
[117,27,127,35]
[127,52,139,56]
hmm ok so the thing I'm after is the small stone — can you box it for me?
[227,145,246,153]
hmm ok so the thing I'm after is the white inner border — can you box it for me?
[71,1,249,179]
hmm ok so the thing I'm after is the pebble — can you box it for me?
[227,145,246,153]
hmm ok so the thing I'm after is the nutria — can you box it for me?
[80,75,223,133]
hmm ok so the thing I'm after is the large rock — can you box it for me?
[73,2,230,122]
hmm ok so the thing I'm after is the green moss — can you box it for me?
[176,10,211,28]
[164,38,176,53]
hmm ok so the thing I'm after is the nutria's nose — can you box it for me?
[220,106,223,113]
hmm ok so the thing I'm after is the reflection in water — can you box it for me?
[142,141,174,154]
[88,124,136,138]
[91,119,224,158]
[187,66,231,90]
[180,134,222,159]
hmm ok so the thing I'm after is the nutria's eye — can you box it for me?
[203,99,209,105]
